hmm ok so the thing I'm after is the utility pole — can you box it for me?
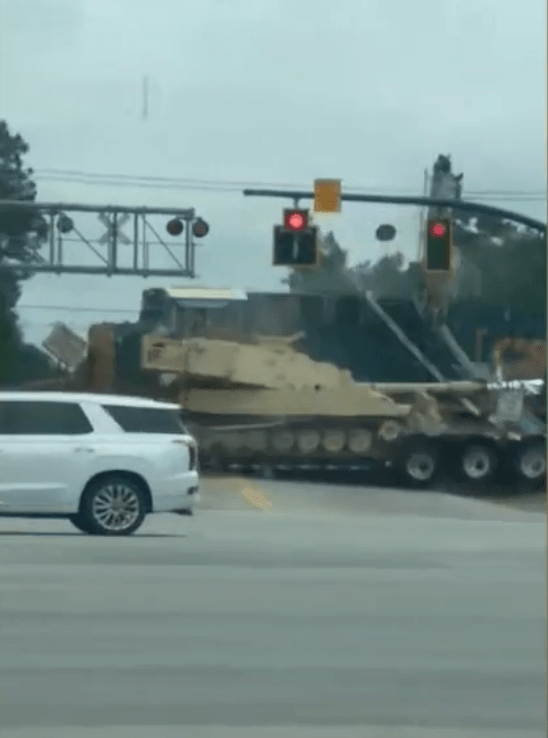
[418,167,429,262]
[428,154,463,215]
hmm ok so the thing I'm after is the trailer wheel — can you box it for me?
[398,441,438,488]
[514,442,546,486]
[459,443,497,485]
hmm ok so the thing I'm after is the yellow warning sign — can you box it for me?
[313,179,342,213]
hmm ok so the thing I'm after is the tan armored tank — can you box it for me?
[140,332,545,487]
[142,332,438,456]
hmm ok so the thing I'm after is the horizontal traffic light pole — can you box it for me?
[242,189,547,233]
[0,200,196,217]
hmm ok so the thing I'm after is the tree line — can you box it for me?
[0,120,56,385]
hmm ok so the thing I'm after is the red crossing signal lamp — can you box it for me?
[166,218,184,236]
[192,218,210,238]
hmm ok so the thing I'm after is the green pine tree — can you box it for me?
[455,213,546,315]
[0,120,48,384]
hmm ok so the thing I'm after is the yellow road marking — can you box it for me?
[238,482,275,512]
[207,475,275,512]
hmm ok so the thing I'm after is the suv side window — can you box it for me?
[0,401,94,435]
[102,405,187,434]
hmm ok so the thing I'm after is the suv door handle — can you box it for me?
[74,447,94,453]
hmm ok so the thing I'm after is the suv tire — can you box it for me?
[69,514,98,534]
[78,474,147,536]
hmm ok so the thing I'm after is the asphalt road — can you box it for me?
[0,477,545,738]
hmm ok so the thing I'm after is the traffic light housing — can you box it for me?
[56,214,74,234]
[425,218,454,272]
[273,209,318,267]
[192,218,209,238]
[166,218,184,236]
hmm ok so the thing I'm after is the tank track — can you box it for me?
[186,415,546,490]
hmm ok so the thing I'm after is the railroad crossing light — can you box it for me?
[56,214,74,234]
[166,218,184,236]
[425,218,454,272]
[192,218,209,238]
[375,224,397,242]
[313,179,341,213]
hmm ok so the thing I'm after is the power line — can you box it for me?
[35,168,547,194]
[34,175,547,202]
[33,168,547,200]
[18,304,138,313]
[37,168,432,191]
[35,175,239,193]
[20,320,96,325]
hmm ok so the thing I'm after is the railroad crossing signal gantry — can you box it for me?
[0,200,210,277]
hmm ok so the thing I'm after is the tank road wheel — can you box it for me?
[271,430,295,453]
[297,430,321,454]
[322,430,346,454]
[243,430,268,452]
[459,443,498,487]
[397,439,439,489]
[348,429,373,455]
[379,421,401,443]
[514,441,546,488]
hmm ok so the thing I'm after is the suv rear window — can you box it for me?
[102,405,187,434]
[0,401,93,435]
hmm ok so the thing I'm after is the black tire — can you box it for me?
[459,443,498,486]
[397,440,439,489]
[514,441,546,488]
[69,513,98,534]
[78,474,147,536]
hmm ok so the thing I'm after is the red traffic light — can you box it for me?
[425,219,452,271]
[283,209,308,231]
[192,218,209,238]
[429,222,447,238]
[166,218,184,236]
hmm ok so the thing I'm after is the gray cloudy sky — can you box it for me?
[1,0,546,346]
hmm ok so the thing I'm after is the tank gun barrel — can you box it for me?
[369,379,544,396]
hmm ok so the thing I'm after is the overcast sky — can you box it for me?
[1,0,546,346]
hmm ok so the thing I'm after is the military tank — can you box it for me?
[137,331,546,489]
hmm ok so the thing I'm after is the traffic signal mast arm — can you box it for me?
[244,189,547,233]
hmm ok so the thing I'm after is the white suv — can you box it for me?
[0,391,200,535]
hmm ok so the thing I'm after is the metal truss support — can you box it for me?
[364,291,481,415]
[0,200,204,277]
